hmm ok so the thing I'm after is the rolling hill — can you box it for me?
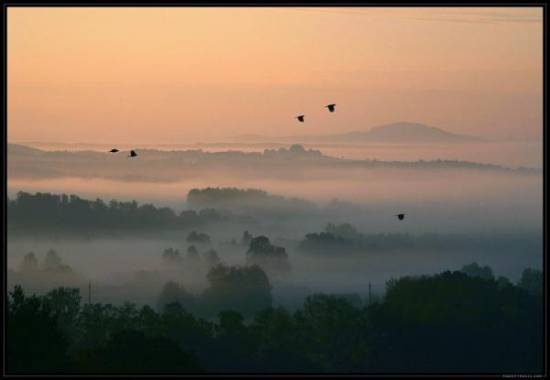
[236,122,484,144]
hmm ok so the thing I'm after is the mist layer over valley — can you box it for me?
[7,140,543,311]
[7,5,544,372]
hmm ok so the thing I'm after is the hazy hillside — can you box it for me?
[235,122,483,144]
[347,122,483,143]
[7,143,538,184]
[8,143,45,156]
[187,187,319,217]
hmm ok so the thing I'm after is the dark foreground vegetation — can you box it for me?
[7,267,543,374]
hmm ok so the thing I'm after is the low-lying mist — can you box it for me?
[7,143,543,312]
[8,168,542,233]
[8,221,542,311]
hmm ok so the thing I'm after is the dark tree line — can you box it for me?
[9,250,82,294]
[161,246,220,268]
[299,223,542,254]
[7,191,224,234]
[186,187,318,217]
[188,187,272,206]
[7,268,543,374]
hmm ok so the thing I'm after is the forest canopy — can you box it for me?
[6,268,543,374]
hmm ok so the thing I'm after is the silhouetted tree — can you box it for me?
[6,266,543,374]
[186,245,200,261]
[249,307,314,372]
[43,287,82,341]
[43,249,63,271]
[202,249,221,267]
[368,270,542,373]
[203,264,272,317]
[157,282,197,313]
[246,236,290,274]
[187,231,211,244]
[293,294,368,372]
[19,252,38,274]
[84,330,203,373]
[460,262,494,280]
[162,248,182,264]
[7,286,72,373]
[325,223,361,240]
[518,268,542,296]
[7,191,223,236]
[241,230,253,245]
[496,275,513,288]
[207,310,259,371]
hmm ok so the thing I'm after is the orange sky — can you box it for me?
[8,7,543,143]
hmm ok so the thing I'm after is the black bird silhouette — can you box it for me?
[396,213,405,220]
[325,104,336,112]
[296,115,305,123]
[128,150,138,158]
[109,148,119,153]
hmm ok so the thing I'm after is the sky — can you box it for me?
[8,7,543,143]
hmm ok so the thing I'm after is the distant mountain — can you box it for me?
[345,122,483,143]
[8,143,44,156]
[235,122,484,144]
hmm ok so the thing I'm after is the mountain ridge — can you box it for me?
[234,122,485,144]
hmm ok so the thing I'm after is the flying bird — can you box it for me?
[296,115,305,123]
[325,104,336,112]
[109,148,119,153]
[128,150,138,158]
[396,213,405,220]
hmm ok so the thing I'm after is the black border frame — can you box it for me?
[1,1,547,377]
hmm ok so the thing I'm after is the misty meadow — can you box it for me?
[6,139,543,374]
[6,5,544,376]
